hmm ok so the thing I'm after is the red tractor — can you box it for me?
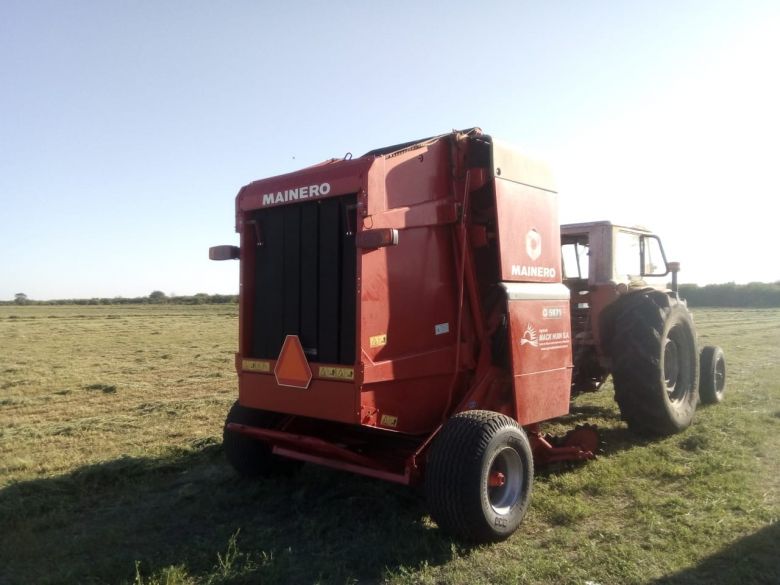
[210,128,726,542]
[561,221,726,432]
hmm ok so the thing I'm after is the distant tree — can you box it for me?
[14,293,28,305]
[149,290,167,303]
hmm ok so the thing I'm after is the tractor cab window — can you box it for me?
[561,241,589,280]
[614,230,641,279]
[641,235,668,276]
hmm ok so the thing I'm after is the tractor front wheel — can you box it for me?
[607,292,700,435]
[699,345,726,404]
[223,401,302,477]
[425,410,533,542]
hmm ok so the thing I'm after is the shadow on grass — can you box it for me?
[560,402,622,423]
[542,401,654,463]
[0,443,464,585]
[652,522,780,585]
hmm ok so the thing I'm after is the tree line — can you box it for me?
[678,282,780,307]
[5,283,780,308]
[4,291,237,306]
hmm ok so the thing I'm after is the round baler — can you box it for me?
[211,128,725,542]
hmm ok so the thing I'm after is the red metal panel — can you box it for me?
[506,298,573,424]
[239,373,359,424]
[364,139,451,216]
[352,136,465,435]
[494,179,562,282]
[359,226,458,366]
[360,373,461,434]
[238,158,372,212]
[382,139,450,209]
[361,346,458,384]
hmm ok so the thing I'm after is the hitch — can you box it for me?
[529,424,601,466]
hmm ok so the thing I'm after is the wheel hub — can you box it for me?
[715,358,726,393]
[487,447,523,515]
[488,471,506,487]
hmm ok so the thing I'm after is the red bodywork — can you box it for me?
[224,129,593,484]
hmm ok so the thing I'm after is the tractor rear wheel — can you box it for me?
[606,291,700,435]
[223,401,302,477]
[425,410,533,542]
[699,345,726,404]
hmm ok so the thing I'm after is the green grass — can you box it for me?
[1,305,778,584]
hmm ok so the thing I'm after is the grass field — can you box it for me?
[1,305,778,585]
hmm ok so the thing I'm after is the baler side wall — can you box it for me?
[357,138,466,434]
[505,291,573,424]
[494,178,562,282]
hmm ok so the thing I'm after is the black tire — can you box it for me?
[605,291,700,435]
[425,410,533,543]
[223,401,302,477]
[699,345,726,404]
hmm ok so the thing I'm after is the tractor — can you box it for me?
[561,221,726,434]
[210,128,726,542]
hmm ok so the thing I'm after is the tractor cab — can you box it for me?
[560,221,680,393]
[561,221,673,289]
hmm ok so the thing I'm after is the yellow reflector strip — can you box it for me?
[242,359,271,373]
[318,366,354,381]
[380,414,398,428]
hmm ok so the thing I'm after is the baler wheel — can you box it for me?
[699,345,726,404]
[223,401,302,478]
[425,410,533,543]
[605,292,700,435]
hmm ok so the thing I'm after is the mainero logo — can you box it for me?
[511,264,557,278]
[261,182,331,206]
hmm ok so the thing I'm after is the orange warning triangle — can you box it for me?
[274,335,312,389]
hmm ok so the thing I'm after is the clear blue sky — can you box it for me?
[2,1,778,300]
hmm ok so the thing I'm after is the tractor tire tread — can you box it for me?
[605,292,699,435]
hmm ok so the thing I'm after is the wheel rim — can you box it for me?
[714,357,726,395]
[487,446,524,515]
[663,339,680,390]
[663,323,696,403]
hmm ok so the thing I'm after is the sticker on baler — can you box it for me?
[520,324,539,347]
[369,334,387,348]
[380,414,398,428]
[434,322,450,335]
[520,323,570,351]
[318,366,355,381]
[242,359,271,372]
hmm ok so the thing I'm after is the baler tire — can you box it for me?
[425,410,533,543]
[607,292,700,436]
[699,345,726,404]
[223,401,302,478]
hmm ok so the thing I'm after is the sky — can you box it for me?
[1,1,779,300]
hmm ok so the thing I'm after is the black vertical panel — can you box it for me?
[252,194,357,364]
[253,207,285,358]
[299,203,319,359]
[339,198,357,363]
[252,213,269,357]
[318,198,341,363]
[282,205,301,336]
